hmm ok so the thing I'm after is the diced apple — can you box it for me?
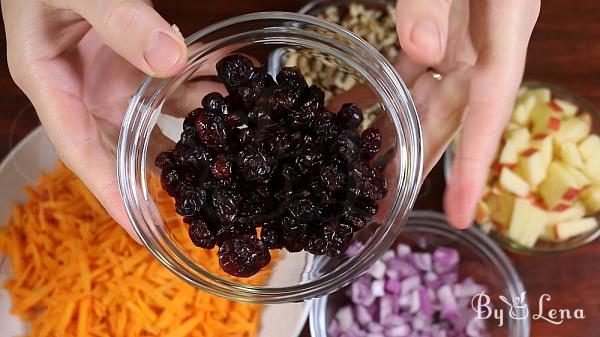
[499,168,530,197]
[540,224,560,242]
[475,200,491,224]
[554,114,591,144]
[583,155,600,184]
[531,136,554,170]
[553,98,578,117]
[559,142,585,169]
[531,104,561,135]
[581,185,600,214]
[548,202,586,224]
[520,88,551,104]
[554,217,598,240]
[499,128,531,164]
[487,191,516,230]
[507,198,549,247]
[516,149,546,186]
[565,166,591,191]
[539,162,581,210]
[578,134,600,163]
[512,95,536,126]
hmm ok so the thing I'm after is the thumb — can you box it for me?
[395,0,453,66]
[72,0,187,78]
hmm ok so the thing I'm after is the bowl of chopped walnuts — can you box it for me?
[118,12,423,303]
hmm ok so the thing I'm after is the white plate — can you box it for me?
[0,127,310,337]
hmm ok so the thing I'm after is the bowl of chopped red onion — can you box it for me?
[309,210,530,337]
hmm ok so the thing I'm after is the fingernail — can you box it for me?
[411,20,441,55]
[144,31,183,74]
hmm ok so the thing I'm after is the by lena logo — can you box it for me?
[471,291,585,327]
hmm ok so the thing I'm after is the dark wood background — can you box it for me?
[1,1,598,336]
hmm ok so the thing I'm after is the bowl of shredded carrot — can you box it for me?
[0,127,309,337]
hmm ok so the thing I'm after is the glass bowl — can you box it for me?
[310,210,530,337]
[444,82,600,254]
[118,12,423,303]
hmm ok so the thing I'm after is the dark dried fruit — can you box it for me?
[183,108,203,131]
[356,198,378,217]
[336,103,363,129]
[320,164,346,192]
[331,130,361,163]
[211,154,233,180]
[176,128,201,150]
[189,218,215,249]
[276,67,307,92]
[211,188,241,224]
[240,147,277,183]
[324,223,353,257]
[218,236,271,278]
[155,150,176,170]
[195,114,227,150]
[160,168,181,197]
[202,92,230,116]
[216,54,255,88]
[155,54,387,277]
[175,188,207,217]
[281,217,308,252]
[361,128,382,159]
[261,225,282,249]
[216,223,256,245]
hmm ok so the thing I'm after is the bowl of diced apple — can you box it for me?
[444,82,600,253]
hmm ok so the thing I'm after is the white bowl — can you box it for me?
[0,127,310,337]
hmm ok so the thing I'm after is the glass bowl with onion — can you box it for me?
[444,82,600,254]
[310,210,530,337]
[117,12,423,303]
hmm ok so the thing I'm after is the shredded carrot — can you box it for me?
[0,164,271,337]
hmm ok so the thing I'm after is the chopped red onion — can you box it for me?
[412,253,433,271]
[329,244,490,337]
[433,247,460,273]
[438,285,459,321]
[369,260,387,279]
[371,279,385,297]
[337,306,354,331]
[356,305,373,326]
[385,324,410,337]
[385,278,402,294]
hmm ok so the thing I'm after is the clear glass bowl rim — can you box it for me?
[443,81,600,254]
[309,210,531,337]
[117,12,424,303]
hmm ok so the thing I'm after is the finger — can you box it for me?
[395,0,453,66]
[70,0,187,78]
[30,78,142,243]
[416,70,469,176]
[444,1,540,229]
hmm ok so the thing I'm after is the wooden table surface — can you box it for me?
[1,1,598,336]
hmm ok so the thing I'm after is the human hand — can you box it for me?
[394,0,540,228]
[3,0,188,240]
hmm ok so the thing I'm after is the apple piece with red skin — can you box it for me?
[499,168,530,197]
[553,217,598,241]
[512,95,536,126]
[578,134,600,163]
[548,202,586,224]
[531,103,561,135]
[539,162,582,210]
[531,135,553,170]
[516,149,547,187]
[553,98,578,117]
[582,185,600,214]
[507,198,549,247]
[553,113,591,144]
[559,142,585,169]
[486,191,516,231]
[499,128,530,165]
